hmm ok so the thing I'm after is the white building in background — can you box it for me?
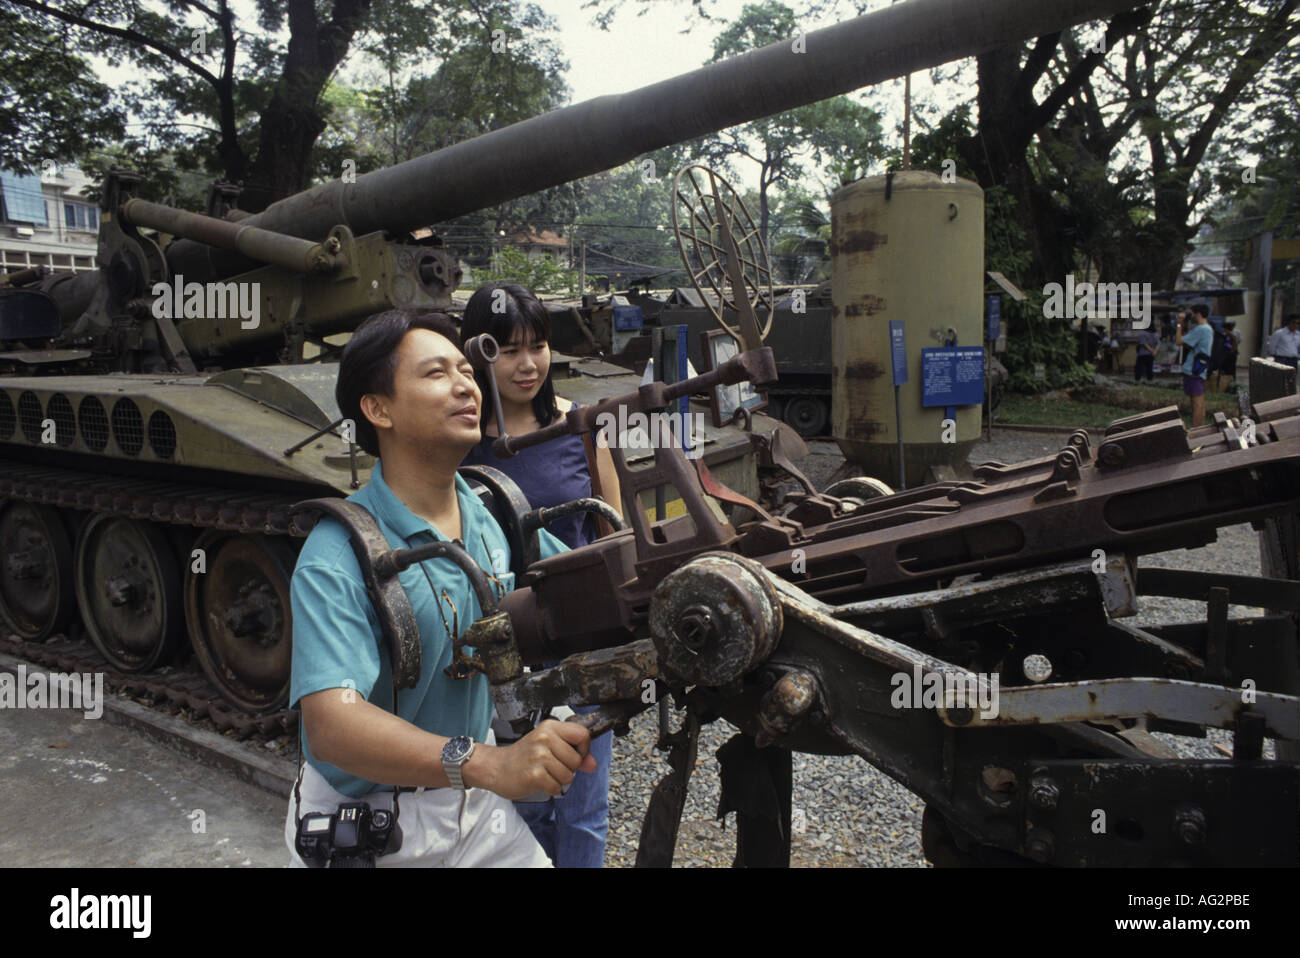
[0,164,100,276]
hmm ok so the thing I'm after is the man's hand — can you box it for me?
[467,719,596,800]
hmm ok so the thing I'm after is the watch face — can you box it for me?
[444,736,472,763]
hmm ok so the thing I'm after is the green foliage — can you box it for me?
[703,2,883,244]
[0,6,126,173]
[469,246,588,296]
[768,185,830,283]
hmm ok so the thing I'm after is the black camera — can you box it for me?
[295,801,403,868]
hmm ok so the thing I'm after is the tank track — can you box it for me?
[0,458,319,722]
[0,632,299,741]
[0,460,306,537]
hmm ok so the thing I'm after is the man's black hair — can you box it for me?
[459,284,558,429]
[336,308,462,457]
[1192,303,1210,318]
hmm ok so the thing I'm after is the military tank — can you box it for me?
[0,0,1148,715]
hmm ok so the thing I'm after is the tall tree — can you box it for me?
[702,1,884,246]
[4,0,584,210]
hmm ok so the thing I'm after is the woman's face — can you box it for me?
[494,326,550,407]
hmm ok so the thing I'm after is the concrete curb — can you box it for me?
[0,652,297,798]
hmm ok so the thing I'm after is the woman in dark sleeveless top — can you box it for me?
[459,283,621,868]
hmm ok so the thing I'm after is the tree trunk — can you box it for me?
[241,0,372,210]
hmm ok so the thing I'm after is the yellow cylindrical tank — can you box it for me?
[831,171,984,487]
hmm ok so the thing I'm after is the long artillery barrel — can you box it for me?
[163,0,1141,282]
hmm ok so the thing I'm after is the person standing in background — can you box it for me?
[1135,326,1159,382]
[1212,319,1240,392]
[1176,304,1214,427]
[459,283,622,868]
[1266,313,1300,372]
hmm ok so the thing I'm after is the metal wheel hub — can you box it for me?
[0,502,75,639]
[74,514,183,671]
[186,530,296,712]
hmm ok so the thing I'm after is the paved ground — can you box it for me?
[0,703,289,867]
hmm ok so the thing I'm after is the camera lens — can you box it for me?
[371,810,390,828]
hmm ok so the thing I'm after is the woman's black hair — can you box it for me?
[460,284,558,429]
[336,308,461,457]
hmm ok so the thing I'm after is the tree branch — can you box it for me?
[8,0,221,86]
[1183,0,1299,172]
[1026,5,1153,133]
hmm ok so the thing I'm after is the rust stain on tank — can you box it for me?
[842,374,883,440]
[843,296,887,318]
[832,229,888,257]
[845,360,884,380]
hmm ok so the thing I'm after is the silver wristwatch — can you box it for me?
[441,735,475,790]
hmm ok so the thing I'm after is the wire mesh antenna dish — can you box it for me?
[671,165,775,351]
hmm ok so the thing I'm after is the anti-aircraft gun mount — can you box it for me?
[296,329,1300,867]
[288,171,1299,867]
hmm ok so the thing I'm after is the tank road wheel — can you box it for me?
[824,476,895,501]
[783,397,828,437]
[0,502,75,639]
[74,515,185,672]
[186,530,296,713]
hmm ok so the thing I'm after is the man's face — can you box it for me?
[362,328,481,456]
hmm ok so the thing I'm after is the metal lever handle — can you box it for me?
[568,699,653,737]
[462,333,516,457]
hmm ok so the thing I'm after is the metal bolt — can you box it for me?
[1174,807,1207,845]
[1099,443,1125,467]
[675,605,715,651]
[1023,653,1053,683]
[1029,776,1060,810]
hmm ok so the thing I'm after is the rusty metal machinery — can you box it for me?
[453,357,1300,868]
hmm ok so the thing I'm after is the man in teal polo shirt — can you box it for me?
[285,309,594,867]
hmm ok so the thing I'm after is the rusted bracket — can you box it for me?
[950,677,1299,739]
[491,639,659,724]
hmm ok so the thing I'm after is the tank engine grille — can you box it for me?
[18,391,42,443]
[111,398,145,456]
[0,391,14,440]
[47,394,76,448]
[78,396,109,451]
[148,411,177,460]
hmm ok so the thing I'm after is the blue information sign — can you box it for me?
[889,320,908,387]
[985,295,1001,341]
[921,347,985,407]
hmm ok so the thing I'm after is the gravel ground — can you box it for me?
[600,427,1286,867]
